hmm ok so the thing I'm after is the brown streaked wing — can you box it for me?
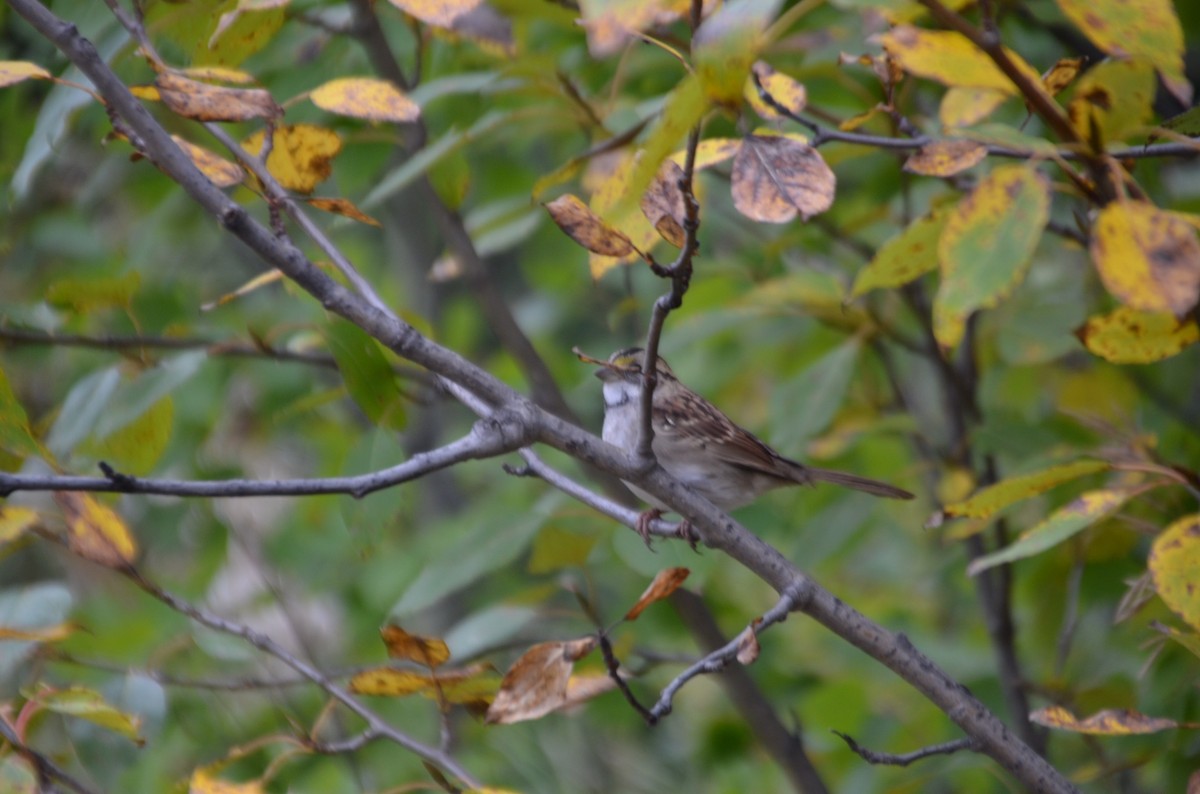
[652,387,791,480]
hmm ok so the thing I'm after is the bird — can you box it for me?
[577,346,913,545]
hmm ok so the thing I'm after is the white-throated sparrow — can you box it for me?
[579,346,913,544]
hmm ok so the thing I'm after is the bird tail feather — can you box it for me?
[806,466,914,500]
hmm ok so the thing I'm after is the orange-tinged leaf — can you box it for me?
[485,637,597,724]
[201,269,284,312]
[881,26,1040,94]
[388,0,483,28]
[309,77,419,123]
[903,139,987,177]
[731,134,835,223]
[189,767,264,794]
[967,488,1136,575]
[172,136,244,189]
[670,138,741,170]
[545,194,635,258]
[1030,705,1188,735]
[380,625,451,668]
[0,621,80,643]
[939,86,1007,127]
[1150,514,1200,632]
[241,124,342,194]
[1091,201,1200,316]
[1055,0,1189,104]
[850,207,948,297]
[1076,306,1200,364]
[745,61,806,119]
[640,161,688,248]
[155,72,280,122]
[0,506,38,545]
[54,492,137,568]
[944,460,1109,519]
[1042,56,1085,96]
[0,60,51,88]
[305,197,380,227]
[934,164,1050,348]
[625,567,690,621]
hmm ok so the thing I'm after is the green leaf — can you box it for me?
[428,148,471,210]
[967,488,1135,575]
[770,338,862,451]
[1056,0,1186,100]
[0,367,43,463]
[83,396,174,475]
[934,164,1050,348]
[324,319,407,431]
[621,76,708,224]
[45,272,140,315]
[1150,514,1200,632]
[693,0,782,106]
[1067,58,1155,145]
[945,459,1109,519]
[850,207,948,297]
[45,367,122,459]
[1160,106,1200,137]
[0,583,73,682]
[959,122,1057,155]
[527,524,598,573]
[94,351,205,439]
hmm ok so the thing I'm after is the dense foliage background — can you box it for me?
[1,0,1199,791]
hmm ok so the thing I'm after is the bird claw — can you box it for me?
[676,520,700,552]
[635,509,664,549]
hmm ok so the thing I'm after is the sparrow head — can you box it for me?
[572,346,675,383]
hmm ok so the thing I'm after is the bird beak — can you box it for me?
[572,346,621,382]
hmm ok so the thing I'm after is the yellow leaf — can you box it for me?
[945,460,1109,519]
[309,77,419,123]
[1041,56,1085,96]
[1030,705,1187,735]
[1067,58,1155,146]
[0,621,80,643]
[0,506,38,545]
[53,492,138,568]
[241,124,342,194]
[387,0,483,28]
[669,137,741,170]
[0,60,51,88]
[1151,514,1200,633]
[1091,201,1200,316]
[189,767,264,794]
[745,61,806,120]
[587,150,663,279]
[881,26,1041,94]
[1055,0,1189,104]
[692,0,779,107]
[179,65,257,84]
[35,685,144,744]
[850,207,948,297]
[1076,306,1199,364]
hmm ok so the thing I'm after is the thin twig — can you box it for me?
[650,588,798,720]
[0,421,527,498]
[834,732,980,767]
[597,633,655,724]
[0,718,101,794]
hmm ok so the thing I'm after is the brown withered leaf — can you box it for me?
[54,492,138,568]
[735,621,761,665]
[380,624,451,668]
[544,194,635,257]
[731,134,835,223]
[485,637,597,725]
[306,197,381,227]
[560,673,618,710]
[625,567,690,621]
[640,160,688,248]
[156,72,280,122]
[903,139,987,177]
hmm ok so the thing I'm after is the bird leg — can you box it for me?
[635,508,664,548]
[676,520,700,552]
